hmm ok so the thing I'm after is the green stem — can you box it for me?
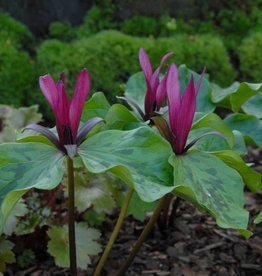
[67,156,77,276]
[94,188,134,276]
[116,195,168,276]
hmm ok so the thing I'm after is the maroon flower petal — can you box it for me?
[39,74,58,111]
[139,48,152,82]
[156,74,167,110]
[56,80,70,144]
[167,64,181,135]
[69,68,90,142]
[176,76,196,153]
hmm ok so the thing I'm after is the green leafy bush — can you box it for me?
[49,21,76,42]
[153,34,236,86]
[36,31,235,105]
[0,12,34,49]
[121,15,174,37]
[76,5,117,38]
[0,41,34,107]
[238,32,262,82]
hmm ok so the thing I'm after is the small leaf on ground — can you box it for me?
[0,238,15,272]
[3,199,28,235]
[254,211,262,224]
[47,223,101,269]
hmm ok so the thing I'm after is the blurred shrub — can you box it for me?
[36,31,235,107]
[238,32,262,82]
[0,41,34,107]
[49,21,76,42]
[121,15,175,37]
[76,4,117,38]
[153,34,236,86]
[0,12,34,49]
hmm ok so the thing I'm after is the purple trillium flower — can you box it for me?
[166,64,205,154]
[139,48,173,120]
[25,69,103,157]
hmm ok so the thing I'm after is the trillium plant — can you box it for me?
[0,48,261,275]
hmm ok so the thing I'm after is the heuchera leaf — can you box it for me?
[212,150,261,192]
[0,238,15,272]
[66,171,115,214]
[254,211,262,224]
[211,82,262,112]
[3,199,28,235]
[224,114,262,148]
[78,127,174,202]
[0,142,65,233]
[169,150,249,233]
[47,223,102,269]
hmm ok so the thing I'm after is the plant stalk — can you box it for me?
[94,188,134,276]
[67,156,77,275]
[116,195,168,276]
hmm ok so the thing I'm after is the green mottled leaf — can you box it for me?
[224,114,262,147]
[82,92,111,121]
[192,112,235,148]
[169,150,249,231]
[78,127,174,202]
[124,72,146,112]
[242,92,262,118]
[47,223,101,269]
[0,142,65,233]
[105,104,142,130]
[232,130,247,155]
[179,65,215,113]
[254,211,262,224]
[212,150,261,192]
[211,82,262,112]
[0,238,15,272]
[3,199,28,235]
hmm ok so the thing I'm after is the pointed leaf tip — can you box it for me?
[70,69,91,141]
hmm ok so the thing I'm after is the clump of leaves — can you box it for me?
[0,237,15,272]
[47,223,101,269]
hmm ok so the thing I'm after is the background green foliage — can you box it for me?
[0,42,33,107]
[49,21,76,42]
[239,32,262,81]
[0,3,261,118]
[0,12,34,49]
